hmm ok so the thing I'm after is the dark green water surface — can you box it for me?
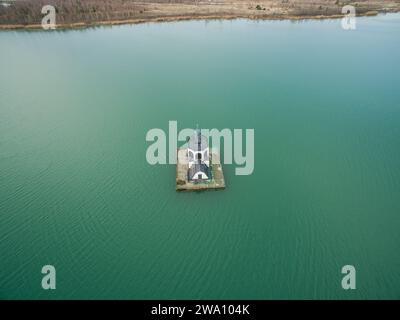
[0,14,399,299]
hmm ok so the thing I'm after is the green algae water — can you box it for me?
[1,14,400,299]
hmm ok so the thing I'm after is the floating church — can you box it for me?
[187,128,210,182]
[176,127,225,191]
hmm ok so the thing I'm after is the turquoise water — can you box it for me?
[0,14,399,299]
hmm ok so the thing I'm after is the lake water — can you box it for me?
[0,14,399,299]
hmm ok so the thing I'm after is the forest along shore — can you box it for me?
[1,0,400,29]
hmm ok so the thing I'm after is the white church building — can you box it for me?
[187,128,211,182]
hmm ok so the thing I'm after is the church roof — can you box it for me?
[188,129,208,151]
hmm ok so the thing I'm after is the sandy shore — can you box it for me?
[0,11,387,30]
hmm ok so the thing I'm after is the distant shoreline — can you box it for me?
[0,10,391,31]
[2,0,400,30]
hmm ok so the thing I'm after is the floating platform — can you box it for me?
[176,148,225,192]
